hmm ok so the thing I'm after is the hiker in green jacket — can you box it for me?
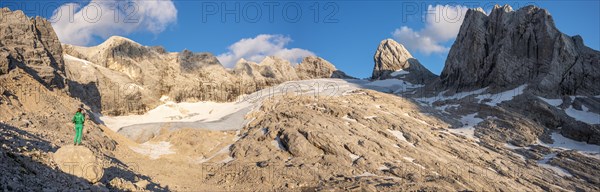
[72,108,85,145]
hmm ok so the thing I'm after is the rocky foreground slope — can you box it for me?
[110,82,599,191]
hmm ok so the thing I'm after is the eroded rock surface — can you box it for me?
[0,8,65,89]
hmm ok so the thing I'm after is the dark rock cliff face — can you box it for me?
[178,49,221,72]
[437,5,600,144]
[372,39,437,84]
[0,8,65,89]
[440,5,600,96]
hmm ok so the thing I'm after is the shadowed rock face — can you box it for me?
[440,5,600,96]
[372,39,437,84]
[0,8,65,89]
[178,49,221,72]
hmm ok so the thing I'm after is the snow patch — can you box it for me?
[387,129,415,147]
[64,54,92,66]
[342,115,357,122]
[159,95,170,102]
[504,144,528,161]
[538,96,599,125]
[414,87,487,105]
[448,113,485,141]
[476,84,527,106]
[538,97,562,107]
[365,79,424,92]
[435,104,460,113]
[390,69,410,77]
[565,106,600,125]
[349,153,360,162]
[537,153,573,177]
[355,172,377,177]
[130,141,175,160]
[538,132,600,159]
[402,156,426,169]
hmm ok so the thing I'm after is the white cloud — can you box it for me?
[51,0,177,45]
[217,34,315,68]
[392,4,468,55]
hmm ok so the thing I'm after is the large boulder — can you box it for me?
[371,39,436,84]
[440,5,600,96]
[53,146,104,183]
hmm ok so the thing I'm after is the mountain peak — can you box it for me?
[371,39,436,83]
[377,39,413,58]
[441,5,600,96]
[493,4,514,12]
[100,36,140,47]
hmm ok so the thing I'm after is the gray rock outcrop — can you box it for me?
[295,56,353,79]
[372,39,436,84]
[178,49,221,71]
[0,8,65,89]
[440,5,600,96]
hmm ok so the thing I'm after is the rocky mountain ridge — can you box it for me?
[63,36,354,116]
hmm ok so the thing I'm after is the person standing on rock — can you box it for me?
[72,108,85,145]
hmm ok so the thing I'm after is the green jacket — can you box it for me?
[72,112,85,125]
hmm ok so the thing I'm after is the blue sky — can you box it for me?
[3,0,599,78]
